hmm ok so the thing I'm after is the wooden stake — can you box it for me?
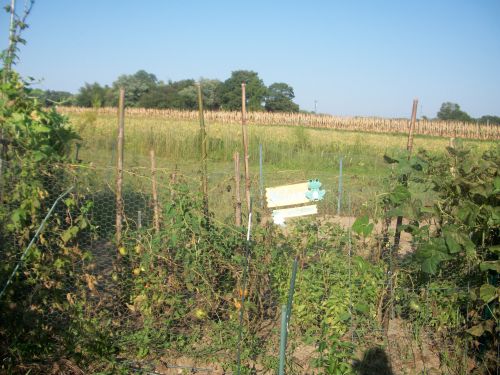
[241,83,251,212]
[393,99,419,255]
[150,149,160,234]
[234,152,242,226]
[115,88,125,245]
[406,98,418,156]
[197,83,209,221]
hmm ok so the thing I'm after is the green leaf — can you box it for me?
[466,324,484,337]
[54,258,66,270]
[456,202,478,227]
[479,261,500,273]
[389,186,411,205]
[354,303,369,315]
[61,226,79,244]
[443,225,461,254]
[479,284,498,303]
[11,208,26,226]
[416,238,451,274]
[488,206,500,226]
[442,225,475,254]
[489,245,500,256]
[383,154,399,164]
[32,150,46,162]
[493,176,500,193]
[339,311,351,322]
[352,216,374,237]
[33,123,51,133]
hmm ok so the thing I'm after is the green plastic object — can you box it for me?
[305,178,326,201]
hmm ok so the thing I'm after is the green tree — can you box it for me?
[437,102,472,122]
[176,79,222,110]
[478,115,500,125]
[75,82,110,107]
[112,70,158,107]
[138,79,196,109]
[217,70,267,111]
[264,82,299,112]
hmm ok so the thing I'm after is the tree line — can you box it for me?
[33,70,300,112]
[31,70,499,123]
[435,102,500,124]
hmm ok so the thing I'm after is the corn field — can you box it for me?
[59,107,500,140]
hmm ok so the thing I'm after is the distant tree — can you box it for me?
[437,102,472,122]
[76,82,109,107]
[137,79,197,109]
[176,79,222,110]
[217,70,267,111]
[264,82,299,112]
[112,70,158,107]
[137,85,168,108]
[478,115,500,125]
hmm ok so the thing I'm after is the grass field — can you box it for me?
[68,110,495,221]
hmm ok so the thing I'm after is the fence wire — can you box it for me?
[0,155,498,375]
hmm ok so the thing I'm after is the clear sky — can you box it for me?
[1,0,499,118]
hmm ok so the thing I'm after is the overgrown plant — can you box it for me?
[384,143,499,373]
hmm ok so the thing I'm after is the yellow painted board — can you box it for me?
[265,182,309,208]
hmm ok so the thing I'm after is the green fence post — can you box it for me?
[278,304,288,375]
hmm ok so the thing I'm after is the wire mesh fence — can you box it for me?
[0,151,498,374]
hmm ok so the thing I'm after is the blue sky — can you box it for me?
[1,0,499,117]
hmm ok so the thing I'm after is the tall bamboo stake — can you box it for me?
[150,149,160,234]
[197,83,209,221]
[407,98,418,155]
[241,83,251,212]
[234,151,242,226]
[115,88,125,245]
[393,99,419,255]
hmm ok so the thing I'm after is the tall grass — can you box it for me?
[66,110,495,220]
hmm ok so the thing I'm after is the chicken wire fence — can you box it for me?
[0,156,497,374]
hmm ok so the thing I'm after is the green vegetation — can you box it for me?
[436,101,500,124]
[1,4,498,373]
[3,89,498,372]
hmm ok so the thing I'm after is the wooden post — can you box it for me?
[241,83,251,212]
[393,99,419,255]
[407,98,418,156]
[197,83,209,221]
[115,88,125,245]
[234,151,242,226]
[150,149,160,234]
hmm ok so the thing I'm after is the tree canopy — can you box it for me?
[70,69,300,112]
[436,102,472,122]
[217,70,268,111]
[265,82,299,112]
[113,70,158,107]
